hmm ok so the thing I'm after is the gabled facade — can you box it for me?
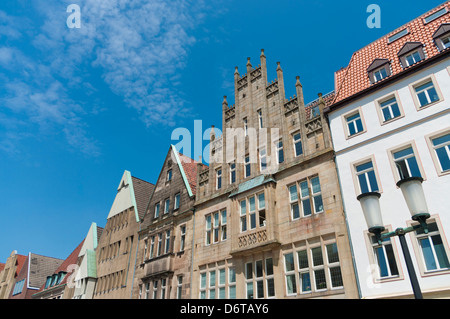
[0,251,27,299]
[62,222,103,299]
[326,2,450,299]
[8,252,63,299]
[93,170,154,299]
[133,145,206,299]
[32,240,84,299]
[191,51,358,299]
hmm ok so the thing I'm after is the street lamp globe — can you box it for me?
[396,177,430,222]
[357,192,384,234]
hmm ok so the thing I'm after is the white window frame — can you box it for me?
[257,109,263,129]
[342,108,366,138]
[216,168,222,190]
[409,75,443,110]
[179,224,186,252]
[174,193,180,210]
[154,202,160,218]
[388,142,425,183]
[164,198,170,214]
[293,132,303,157]
[425,128,450,176]
[375,92,404,125]
[230,162,236,184]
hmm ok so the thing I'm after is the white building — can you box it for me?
[325,3,450,298]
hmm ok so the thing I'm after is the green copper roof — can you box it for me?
[229,174,276,197]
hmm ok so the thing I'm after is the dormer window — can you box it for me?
[398,42,425,68]
[432,23,450,51]
[367,59,391,84]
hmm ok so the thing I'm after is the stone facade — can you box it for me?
[0,251,27,299]
[191,51,359,299]
[132,146,205,299]
[93,171,154,299]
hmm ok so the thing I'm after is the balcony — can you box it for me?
[231,228,280,256]
[142,253,174,278]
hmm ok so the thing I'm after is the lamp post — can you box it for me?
[357,177,430,299]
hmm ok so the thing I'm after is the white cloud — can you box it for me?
[0,0,224,156]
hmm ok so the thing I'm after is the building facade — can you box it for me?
[32,240,84,299]
[93,170,154,299]
[133,145,206,299]
[0,251,27,299]
[325,2,450,298]
[8,252,63,299]
[191,50,359,299]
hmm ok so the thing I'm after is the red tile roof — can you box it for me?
[0,263,5,272]
[15,254,27,277]
[331,1,450,106]
[178,152,208,195]
[35,239,85,293]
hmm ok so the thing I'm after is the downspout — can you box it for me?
[334,154,362,299]
[189,207,196,299]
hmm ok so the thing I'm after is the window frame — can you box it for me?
[216,167,222,190]
[407,216,450,277]
[288,176,324,220]
[174,193,180,210]
[374,91,404,125]
[351,155,383,196]
[341,107,367,139]
[408,75,443,111]
[425,128,450,176]
[387,141,426,183]
[292,131,303,157]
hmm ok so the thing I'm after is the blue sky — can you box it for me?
[0,0,444,263]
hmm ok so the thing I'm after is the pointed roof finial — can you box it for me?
[234,66,239,75]
[247,57,252,67]
[296,76,302,87]
[260,49,265,57]
[223,95,228,105]
[276,61,282,71]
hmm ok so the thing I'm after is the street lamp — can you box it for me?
[357,177,430,299]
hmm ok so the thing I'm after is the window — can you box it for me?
[276,140,284,164]
[240,194,266,232]
[246,258,277,299]
[209,270,216,299]
[205,215,212,245]
[379,96,401,123]
[355,160,380,194]
[326,243,343,289]
[311,105,320,118]
[388,28,408,43]
[152,280,158,299]
[345,111,364,137]
[405,50,422,66]
[12,279,25,295]
[430,132,450,173]
[177,276,183,299]
[180,225,186,251]
[167,169,172,182]
[245,262,253,299]
[284,253,297,295]
[164,230,171,254]
[293,132,303,157]
[297,250,311,293]
[259,148,267,172]
[289,176,323,220]
[230,162,236,184]
[392,146,422,180]
[240,200,247,232]
[200,263,235,299]
[415,222,450,272]
[157,233,162,256]
[199,272,207,299]
[414,80,439,107]
[164,198,170,214]
[150,236,155,258]
[154,203,160,218]
[370,234,399,279]
[174,193,180,210]
[216,168,222,190]
[229,268,236,299]
[373,66,388,82]
[257,109,263,128]
[205,210,227,245]
[424,7,448,23]
[441,35,450,49]
[143,239,148,262]
[245,155,251,178]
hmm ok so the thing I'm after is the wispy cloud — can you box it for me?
[0,0,223,156]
